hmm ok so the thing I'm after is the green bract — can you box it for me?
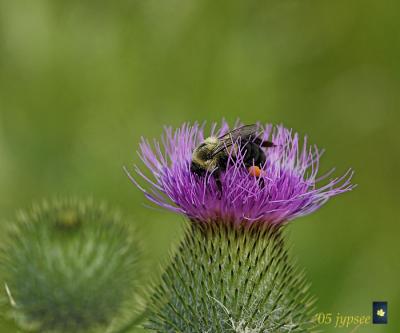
[148,222,316,332]
[0,199,141,333]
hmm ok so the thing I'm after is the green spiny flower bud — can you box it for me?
[0,199,142,333]
[147,222,316,332]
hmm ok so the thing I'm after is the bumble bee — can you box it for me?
[190,124,274,193]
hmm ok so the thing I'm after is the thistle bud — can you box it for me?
[147,222,316,332]
[0,199,141,333]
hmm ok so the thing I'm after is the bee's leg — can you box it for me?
[259,176,265,189]
[214,169,223,199]
[255,145,266,189]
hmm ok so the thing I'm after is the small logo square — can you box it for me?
[373,301,387,324]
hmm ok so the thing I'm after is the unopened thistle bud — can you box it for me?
[0,199,141,333]
[129,121,355,332]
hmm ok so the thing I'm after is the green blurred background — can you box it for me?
[0,0,399,332]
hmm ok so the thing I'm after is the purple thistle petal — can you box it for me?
[127,121,355,225]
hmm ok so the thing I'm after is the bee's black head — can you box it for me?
[190,161,206,177]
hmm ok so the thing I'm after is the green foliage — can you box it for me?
[148,222,316,332]
[0,199,142,333]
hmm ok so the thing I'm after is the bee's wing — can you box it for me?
[218,124,260,142]
[210,124,260,157]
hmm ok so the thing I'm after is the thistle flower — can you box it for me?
[0,199,142,333]
[128,121,354,332]
[129,121,354,225]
